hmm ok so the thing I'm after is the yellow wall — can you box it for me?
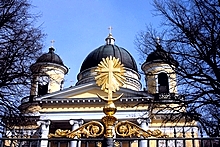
[142,62,177,94]
[30,65,66,95]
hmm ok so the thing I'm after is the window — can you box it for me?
[38,75,49,96]
[158,72,169,93]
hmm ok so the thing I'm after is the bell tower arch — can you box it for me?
[141,43,178,95]
[158,72,169,93]
[30,46,68,96]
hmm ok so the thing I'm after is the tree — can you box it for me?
[0,0,45,127]
[136,0,220,136]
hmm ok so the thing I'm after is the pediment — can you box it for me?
[36,82,152,101]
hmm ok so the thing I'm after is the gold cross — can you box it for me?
[95,56,125,102]
[100,58,121,100]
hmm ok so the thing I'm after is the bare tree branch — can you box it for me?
[0,0,45,127]
[136,0,220,136]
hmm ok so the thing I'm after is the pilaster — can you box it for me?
[69,119,84,147]
[37,120,50,147]
[137,118,150,147]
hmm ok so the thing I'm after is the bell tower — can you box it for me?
[30,46,68,96]
[141,42,178,95]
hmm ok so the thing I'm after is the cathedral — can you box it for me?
[16,32,198,147]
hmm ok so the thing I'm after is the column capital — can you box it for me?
[137,118,151,125]
[37,120,51,126]
[69,119,84,126]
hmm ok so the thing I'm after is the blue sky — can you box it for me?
[32,0,161,88]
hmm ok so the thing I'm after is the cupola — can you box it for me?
[35,47,65,66]
[30,46,68,96]
[77,33,141,91]
[142,41,178,95]
[145,43,178,67]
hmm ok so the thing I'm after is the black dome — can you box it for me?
[36,47,64,66]
[146,45,178,67]
[80,44,138,72]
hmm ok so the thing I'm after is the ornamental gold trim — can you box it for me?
[48,121,104,138]
[115,121,168,138]
[102,115,117,138]
[48,129,70,138]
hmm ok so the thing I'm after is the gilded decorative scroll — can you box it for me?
[49,121,104,138]
[114,141,120,147]
[97,142,102,147]
[48,129,70,138]
[102,115,117,138]
[115,121,168,138]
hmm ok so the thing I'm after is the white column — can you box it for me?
[37,120,50,147]
[69,119,84,147]
[137,118,150,147]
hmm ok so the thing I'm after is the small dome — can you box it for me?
[36,47,64,66]
[146,44,178,67]
[80,44,138,72]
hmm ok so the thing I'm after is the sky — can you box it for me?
[31,0,161,88]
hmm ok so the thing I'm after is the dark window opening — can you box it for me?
[38,75,49,96]
[158,72,169,93]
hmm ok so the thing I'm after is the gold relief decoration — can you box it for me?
[102,115,117,138]
[97,142,102,147]
[67,121,104,138]
[48,129,70,138]
[114,141,121,147]
[115,121,168,138]
[49,121,104,138]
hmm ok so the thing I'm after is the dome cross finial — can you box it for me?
[49,40,55,52]
[108,26,113,34]
[105,26,115,45]
[51,40,55,47]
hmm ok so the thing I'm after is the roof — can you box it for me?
[80,44,138,72]
[36,47,65,66]
[146,44,178,67]
[80,33,138,72]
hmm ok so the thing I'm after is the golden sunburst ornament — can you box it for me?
[95,56,126,102]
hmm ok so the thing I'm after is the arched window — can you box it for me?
[158,72,169,93]
[38,75,49,96]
